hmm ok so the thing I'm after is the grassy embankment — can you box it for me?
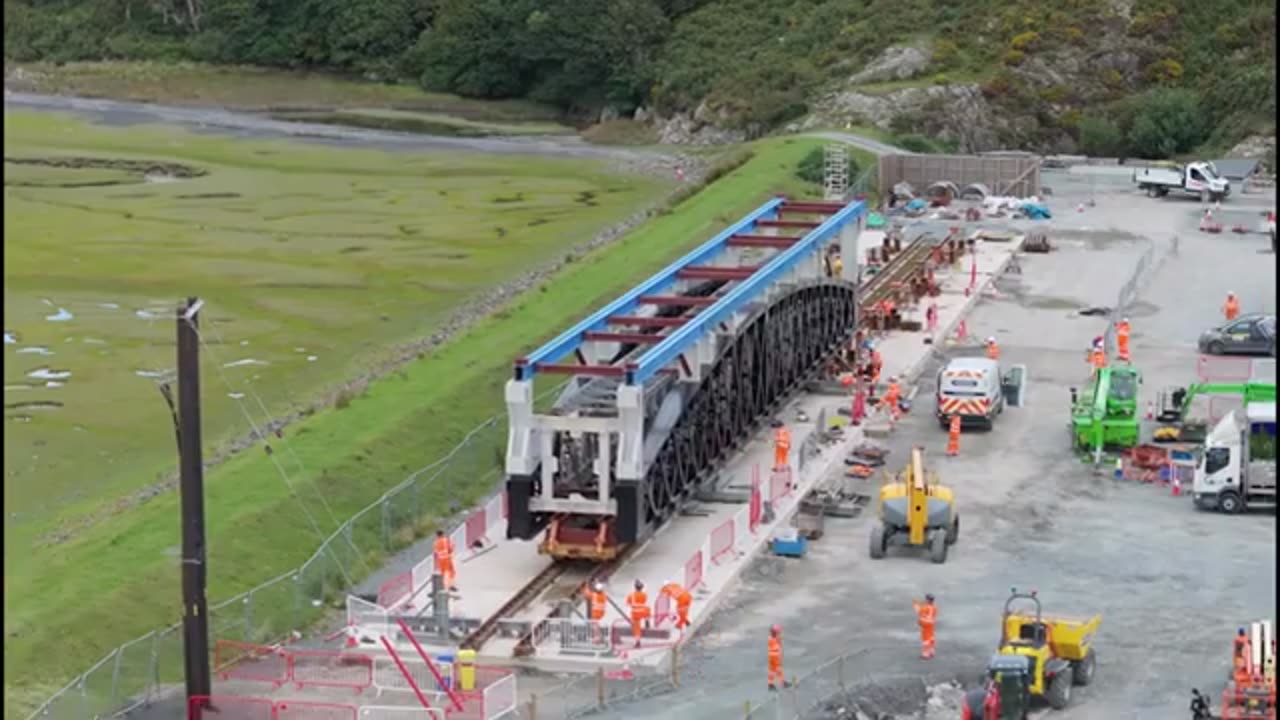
[3,113,844,714]
[6,60,578,137]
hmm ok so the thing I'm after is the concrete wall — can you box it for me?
[879,153,1042,199]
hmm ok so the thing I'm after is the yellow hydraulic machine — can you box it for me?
[993,588,1101,710]
[868,446,959,563]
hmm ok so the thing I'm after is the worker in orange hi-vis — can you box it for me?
[945,415,962,457]
[1233,627,1253,685]
[583,580,609,642]
[660,578,694,631]
[913,594,938,659]
[773,421,792,470]
[432,529,457,592]
[984,336,1000,360]
[881,376,902,420]
[1088,341,1107,374]
[1115,318,1132,362]
[767,625,786,690]
[1224,291,1241,321]
[626,580,650,648]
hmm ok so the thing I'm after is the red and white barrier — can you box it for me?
[709,517,736,565]
[276,701,358,720]
[213,640,290,687]
[683,546,704,591]
[376,572,413,611]
[290,650,373,693]
[188,695,275,720]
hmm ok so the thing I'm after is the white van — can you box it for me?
[935,357,1005,429]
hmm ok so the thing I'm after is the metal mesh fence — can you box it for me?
[29,408,522,720]
[1102,236,1172,360]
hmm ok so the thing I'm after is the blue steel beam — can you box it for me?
[627,199,866,385]
[513,197,785,381]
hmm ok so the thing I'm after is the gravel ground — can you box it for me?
[92,154,1277,719]
[543,173,1277,720]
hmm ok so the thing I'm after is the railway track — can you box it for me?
[859,232,940,312]
[460,544,637,654]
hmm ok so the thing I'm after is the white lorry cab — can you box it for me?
[1134,161,1231,202]
[1192,402,1277,513]
[935,357,1020,430]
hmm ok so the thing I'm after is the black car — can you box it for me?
[1198,314,1276,356]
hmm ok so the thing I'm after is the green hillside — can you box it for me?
[5,0,1275,157]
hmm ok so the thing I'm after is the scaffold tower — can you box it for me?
[823,144,849,201]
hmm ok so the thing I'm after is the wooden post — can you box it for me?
[176,298,211,705]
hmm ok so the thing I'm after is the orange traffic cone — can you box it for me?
[1145,402,1154,420]
[1171,475,1182,497]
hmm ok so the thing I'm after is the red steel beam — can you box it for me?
[676,265,760,281]
[609,315,690,328]
[534,363,627,377]
[637,295,718,306]
[756,219,820,229]
[582,331,666,344]
[727,235,801,248]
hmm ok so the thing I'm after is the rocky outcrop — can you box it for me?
[1228,135,1276,171]
[652,100,749,146]
[847,45,933,85]
[807,83,1002,152]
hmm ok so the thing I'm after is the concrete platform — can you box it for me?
[376,230,1026,676]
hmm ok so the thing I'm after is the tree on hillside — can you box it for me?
[1125,89,1207,159]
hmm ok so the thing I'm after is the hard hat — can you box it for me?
[634,579,644,590]
[925,593,935,602]
[771,624,782,635]
[1240,627,1248,635]
[664,578,675,588]
[986,336,995,343]
[593,580,604,591]
[1229,291,1236,296]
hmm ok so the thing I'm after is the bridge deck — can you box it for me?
[514,197,865,385]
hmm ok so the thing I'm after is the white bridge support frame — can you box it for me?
[504,199,864,521]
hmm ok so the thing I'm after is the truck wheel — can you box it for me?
[929,530,948,564]
[1207,341,1225,355]
[946,515,960,545]
[869,522,888,559]
[1047,666,1074,709]
[1218,490,1242,514]
[1145,186,1159,198]
[1072,648,1096,686]
[963,688,987,717]
[1212,192,1224,202]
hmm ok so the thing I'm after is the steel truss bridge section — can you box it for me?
[504,197,867,556]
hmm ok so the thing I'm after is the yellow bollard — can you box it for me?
[457,648,477,691]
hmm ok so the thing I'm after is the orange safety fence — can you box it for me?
[652,591,673,628]
[749,469,763,532]
[188,695,276,720]
[464,508,488,549]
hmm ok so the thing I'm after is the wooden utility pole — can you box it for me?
[177,297,211,703]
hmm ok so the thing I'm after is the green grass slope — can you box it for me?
[3,132,831,716]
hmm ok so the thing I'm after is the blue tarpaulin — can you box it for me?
[905,198,927,212]
[1020,202,1052,220]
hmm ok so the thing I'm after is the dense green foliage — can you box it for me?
[5,0,1275,154]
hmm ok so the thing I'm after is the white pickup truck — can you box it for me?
[1133,161,1231,202]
